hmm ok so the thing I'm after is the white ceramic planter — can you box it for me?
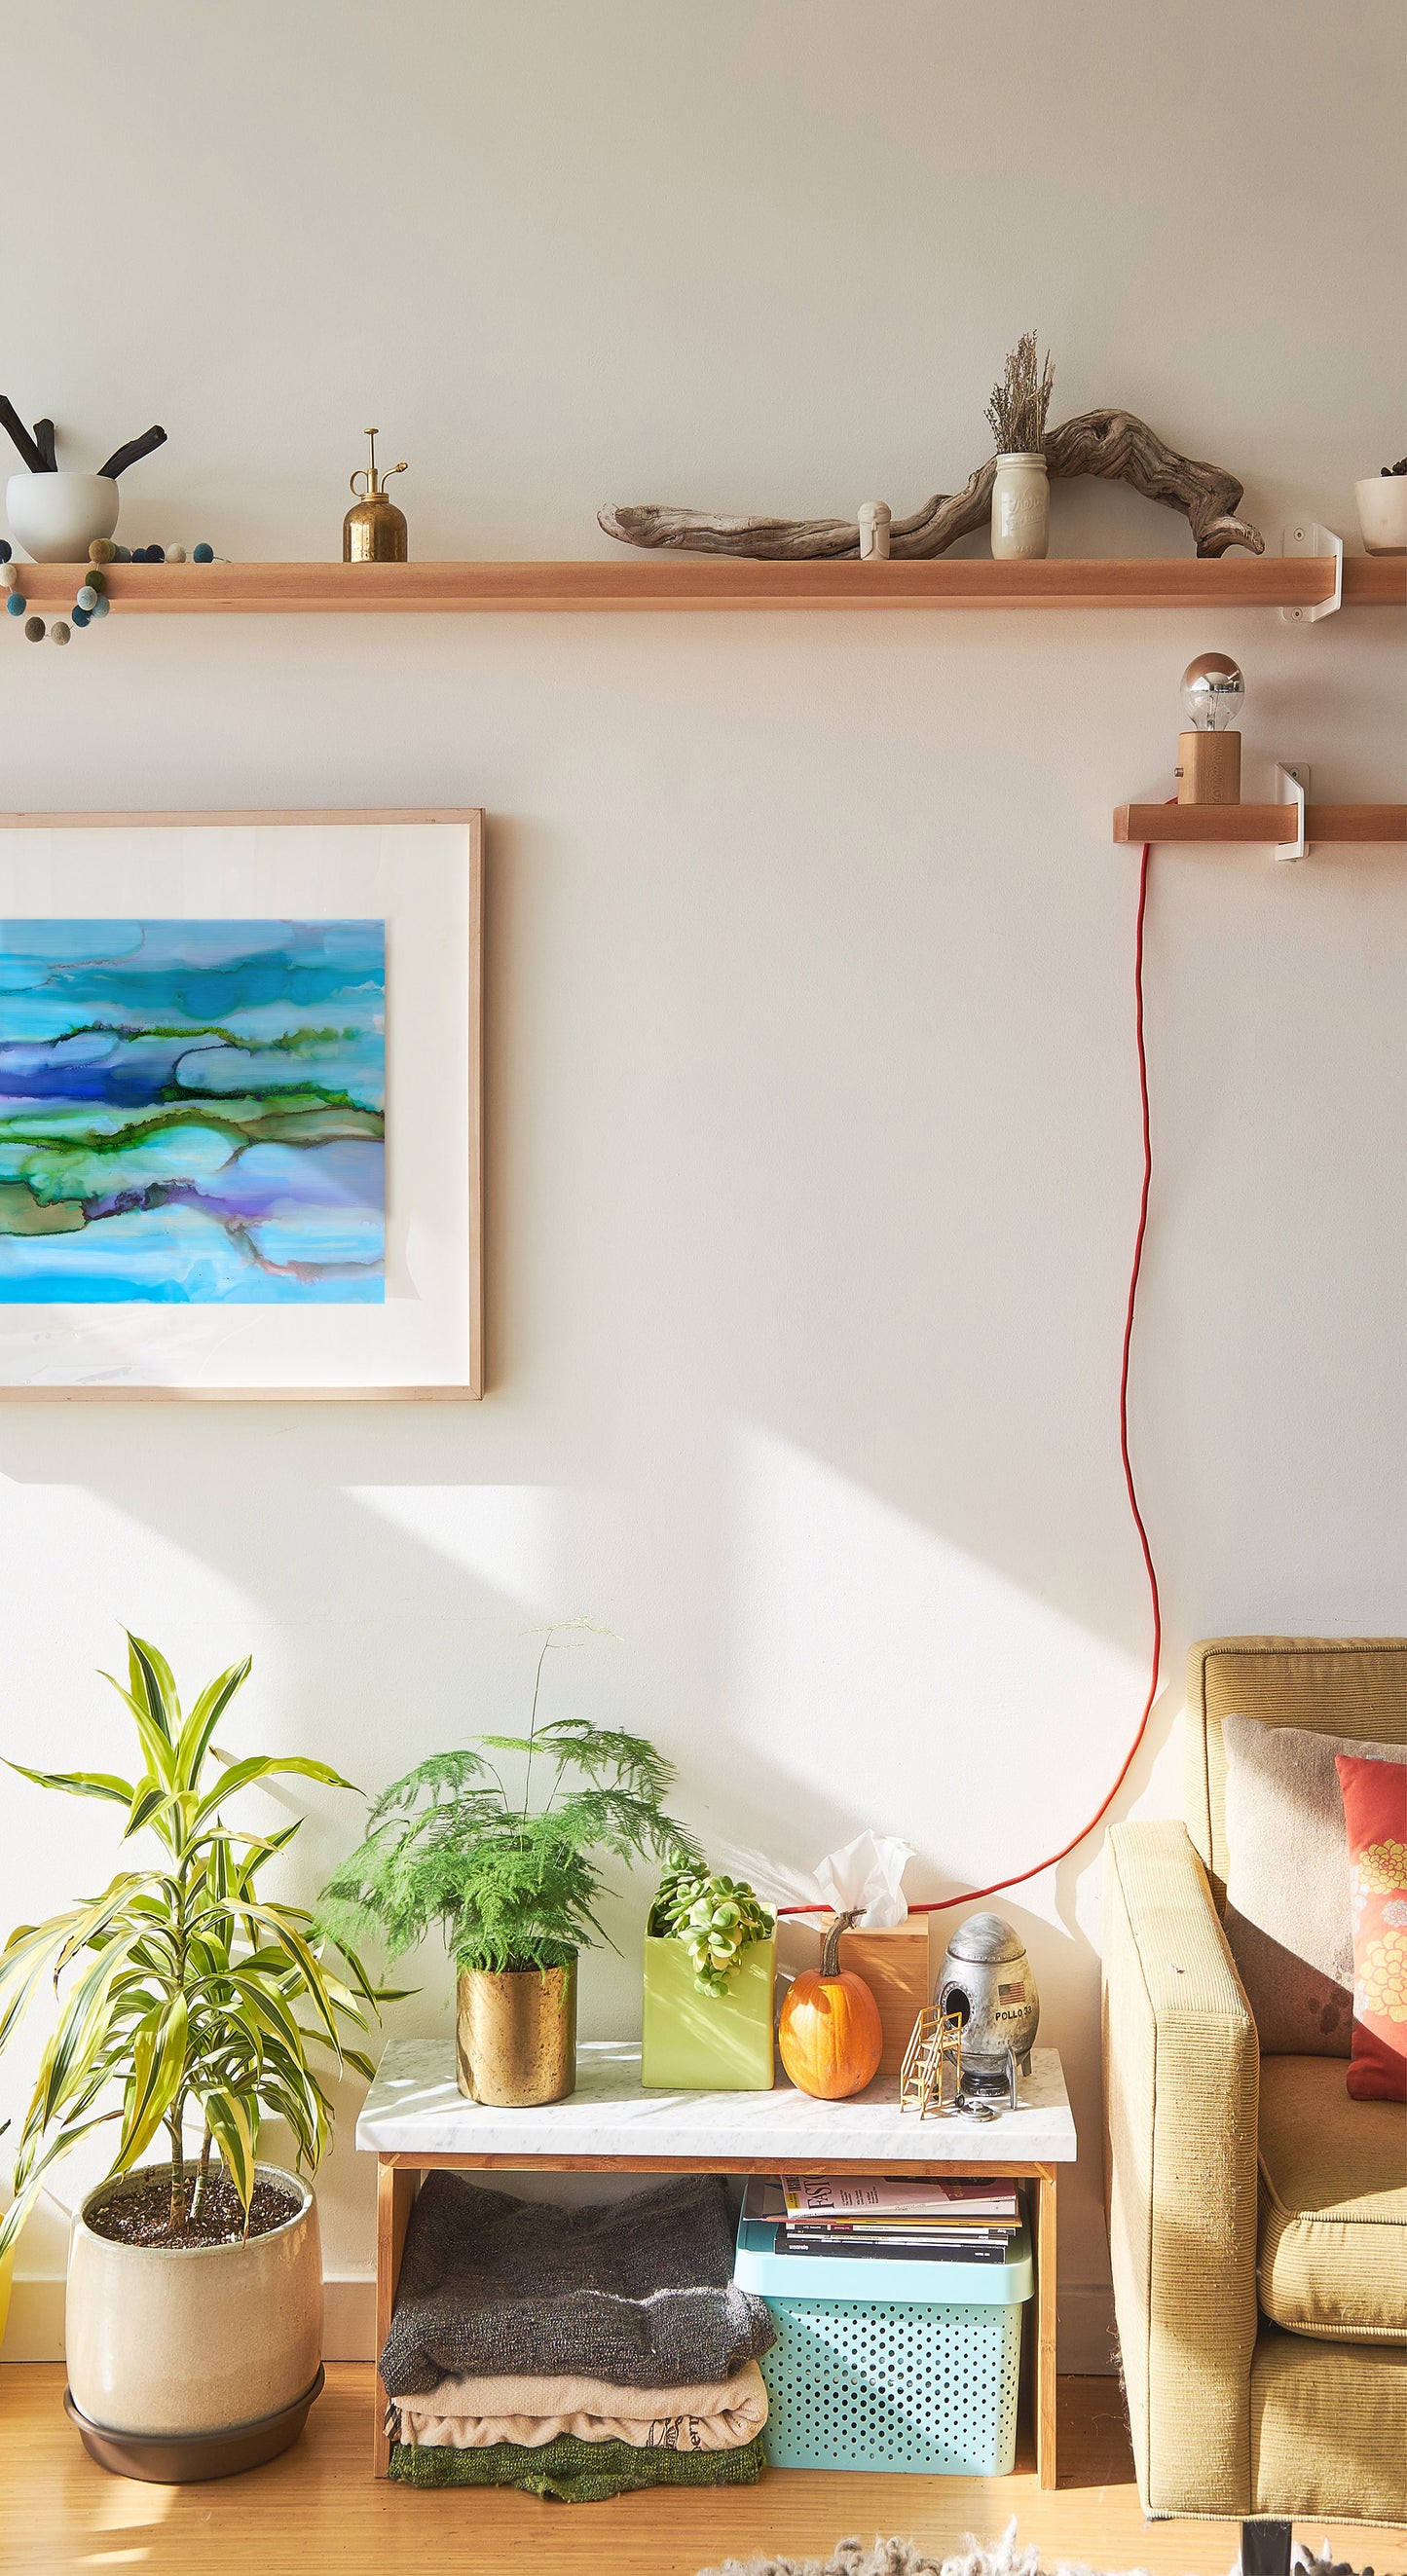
[6,471,120,562]
[66,2163,322,2440]
[1355,475,1407,555]
[990,452,1050,561]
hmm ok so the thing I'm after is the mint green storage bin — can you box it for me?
[640,1935,776,2090]
[735,2210,1032,2475]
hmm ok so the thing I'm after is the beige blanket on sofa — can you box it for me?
[392,2359,769,2450]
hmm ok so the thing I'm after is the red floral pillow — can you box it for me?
[1337,1750,1407,2102]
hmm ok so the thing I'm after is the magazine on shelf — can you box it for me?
[776,2175,1021,2226]
[772,2226,1014,2264]
[742,2178,1023,2240]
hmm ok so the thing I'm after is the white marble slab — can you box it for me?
[356,2039,1076,2163]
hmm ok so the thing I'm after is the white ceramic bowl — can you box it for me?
[6,471,120,563]
[1355,475,1407,556]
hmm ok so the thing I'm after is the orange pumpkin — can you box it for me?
[778,1908,884,2100]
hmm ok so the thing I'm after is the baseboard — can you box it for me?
[4,2273,1120,2373]
[2,2277,65,2362]
[322,2276,377,2358]
[1058,2283,1120,2375]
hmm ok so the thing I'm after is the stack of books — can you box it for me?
[743,2173,1022,2265]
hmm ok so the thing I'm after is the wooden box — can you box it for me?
[827,1918,940,2078]
[1175,728,1240,805]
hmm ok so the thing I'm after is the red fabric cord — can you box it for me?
[779,839,1163,1921]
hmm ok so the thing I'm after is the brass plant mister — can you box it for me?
[344,428,408,562]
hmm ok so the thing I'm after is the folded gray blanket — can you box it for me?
[379,2174,774,2398]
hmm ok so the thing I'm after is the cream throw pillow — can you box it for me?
[1221,1714,1405,2056]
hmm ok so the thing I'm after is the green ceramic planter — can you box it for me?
[641,1935,776,2091]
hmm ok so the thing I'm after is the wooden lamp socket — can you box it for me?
[1176,729,1241,805]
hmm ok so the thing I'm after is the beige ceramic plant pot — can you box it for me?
[66,2163,322,2459]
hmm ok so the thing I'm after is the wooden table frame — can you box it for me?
[373,2150,1059,2489]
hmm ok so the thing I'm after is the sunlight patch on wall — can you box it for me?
[723,1424,1145,1923]
[345,1484,563,1611]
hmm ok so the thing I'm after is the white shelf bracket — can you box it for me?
[1280,523,1343,625]
[1275,760,1309,861]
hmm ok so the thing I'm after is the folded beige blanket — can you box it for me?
[393,2359,769,2451]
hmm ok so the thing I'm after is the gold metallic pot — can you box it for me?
[456,1962,577,2107]
[343,427,408,563]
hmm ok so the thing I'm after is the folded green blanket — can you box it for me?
[389,2430,767,2503]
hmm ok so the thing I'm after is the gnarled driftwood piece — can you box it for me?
[599,408,1263,560]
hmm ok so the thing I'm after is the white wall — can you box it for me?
[2,0,1404,2370]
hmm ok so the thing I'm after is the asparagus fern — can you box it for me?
[317,1629,701,1975]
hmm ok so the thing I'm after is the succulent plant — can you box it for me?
[648,1868,774,1999]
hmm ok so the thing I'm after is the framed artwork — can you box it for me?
[0,810,483,1399]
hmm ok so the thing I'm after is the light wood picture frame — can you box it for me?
[0,810,483,1401]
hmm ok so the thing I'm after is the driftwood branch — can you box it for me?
[599,409,1263,560]
[1046,412,1261,555]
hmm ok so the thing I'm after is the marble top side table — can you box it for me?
[357,2038,1078,2487]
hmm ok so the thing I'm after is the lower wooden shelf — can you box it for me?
[1114,802,1407,845]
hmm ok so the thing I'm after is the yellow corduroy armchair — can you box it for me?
[1102,1637,1406,2542]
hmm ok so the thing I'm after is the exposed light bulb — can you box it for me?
[1180,652,1244,733]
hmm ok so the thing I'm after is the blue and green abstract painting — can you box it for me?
[0,920,385,1302]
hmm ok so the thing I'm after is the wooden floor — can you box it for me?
[1,2368,1401,2576]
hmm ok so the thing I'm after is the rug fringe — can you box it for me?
[695,2522,1388,2576]
[693,2522,1157,2576]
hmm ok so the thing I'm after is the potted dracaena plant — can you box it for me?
[0,1633,394,2484]
[317,1624,699,2107]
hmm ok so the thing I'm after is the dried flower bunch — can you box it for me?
[985,333,1055,458]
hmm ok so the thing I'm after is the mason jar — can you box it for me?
[990,452,1050,561]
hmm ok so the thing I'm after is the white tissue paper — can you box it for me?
[704,1829,917,1930]
[807,1829,916,1929]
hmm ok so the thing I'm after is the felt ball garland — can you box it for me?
[0,533,219,647]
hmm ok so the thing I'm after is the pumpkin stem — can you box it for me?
[821,1907,862,1978]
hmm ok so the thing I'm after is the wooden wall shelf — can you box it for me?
[1114,803,1407,845]
[8,556,1405,615]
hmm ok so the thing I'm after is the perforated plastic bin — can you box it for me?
[734,2210,1033,2476]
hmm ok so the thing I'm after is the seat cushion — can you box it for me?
[1257,2056,1407,2339]
[1250,2328,1407,2523]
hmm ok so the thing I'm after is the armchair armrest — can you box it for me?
[1102,1820,1259,2517]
